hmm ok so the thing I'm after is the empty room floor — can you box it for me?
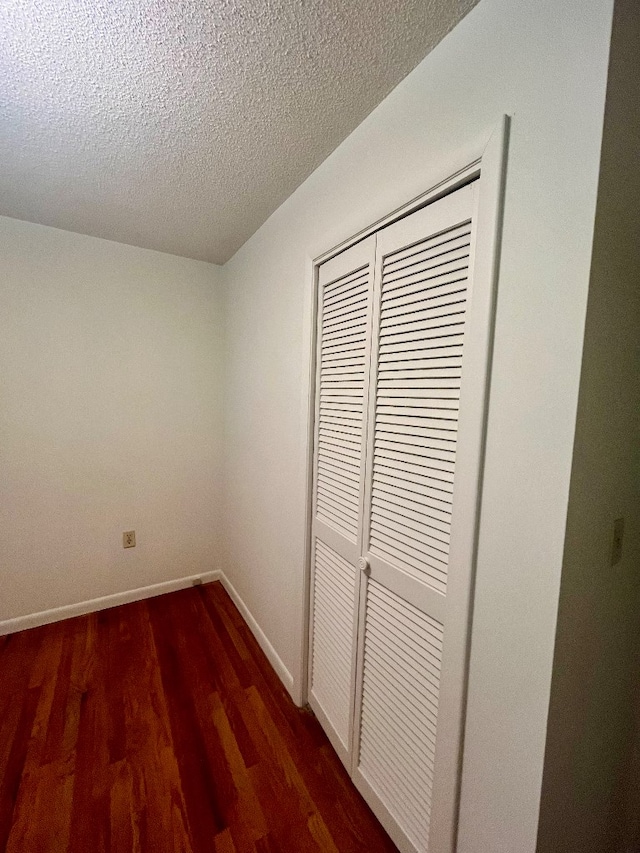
[0,582,397,853]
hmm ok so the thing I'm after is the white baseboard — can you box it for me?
[0,568,298,707]
[218,573,296,700]
[0,570,222,636]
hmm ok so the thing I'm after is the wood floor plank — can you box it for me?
[0,582,399,853]
[0,686,40,852]
[0,629,42,720]
[198,588,253,689]
[247,760,322,853]
[210,691,268,848]
[190,591,261,770]
[5,620,74,853]
[253,833,282,853]
[242,687,329,853]
[67,613,112,853]
[109,759,141,853]
[308,810,342,853]
[125,603,195,853]
[162,592,240,831]
[213,827,238,853]
[5,758,75,853]
[148,593,228,850]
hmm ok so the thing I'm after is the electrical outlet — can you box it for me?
[611,518,624,566]
[123,531,136,549]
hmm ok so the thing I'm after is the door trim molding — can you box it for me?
[313,157,482,268]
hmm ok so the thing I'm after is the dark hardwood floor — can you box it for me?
[0,581,398,852]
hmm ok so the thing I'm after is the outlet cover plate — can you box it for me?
[123,531,136,549]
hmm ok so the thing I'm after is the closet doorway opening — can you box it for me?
[301,116,509,853]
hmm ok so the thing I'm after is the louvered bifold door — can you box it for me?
[308,236,375,766]
[352,182,486,853]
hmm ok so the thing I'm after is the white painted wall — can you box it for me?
[537,1,640,850]
[0,217,224,623]
[220,1,614,851]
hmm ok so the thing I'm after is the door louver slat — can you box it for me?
[315,255,371,542]
[382,225,472,269]
[358,580,443,851]
[363,627,442,705]
[371,505,450,545]
[360,707,435,796]
[310,540,357,749]
[368,219,471,593]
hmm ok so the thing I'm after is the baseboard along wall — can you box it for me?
[0,570,297,703]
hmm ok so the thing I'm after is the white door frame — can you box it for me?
[298,120,509,848]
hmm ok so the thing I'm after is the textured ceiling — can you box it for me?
[0,0,479,264]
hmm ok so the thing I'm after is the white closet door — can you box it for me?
[353,182,483,853]
[308,236,376,764]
